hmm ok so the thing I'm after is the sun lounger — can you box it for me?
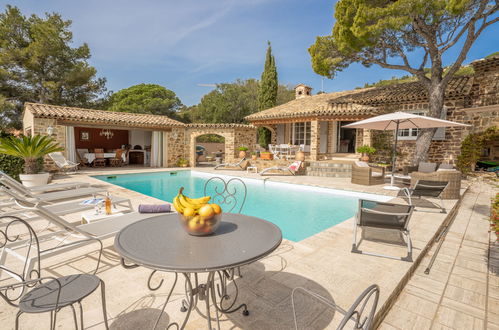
[49,151,79,173]
[0,173,106,204]
[214,158,248,170]
[352,199,414,262]
[259,161,302,176]
[0,171,89,193]
[401,179,449,213]
[0,187,160,276]
[0,195,132,220]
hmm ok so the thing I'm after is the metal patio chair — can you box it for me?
[0,216,109,330]
[203,176,247,213]
[352,200,414,262]
[291,284,380,330]
[204,176,247,277]
[401,180,449,213]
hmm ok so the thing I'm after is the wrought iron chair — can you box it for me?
[291,284,380,330]
[203,176,247,213]
[0,215,109,330]
[204,177,247,277]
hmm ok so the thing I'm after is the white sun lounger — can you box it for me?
[0,173,106,205]
[0,188,163,277]
[0,171,89,193]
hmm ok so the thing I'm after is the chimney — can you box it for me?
[295,84,313,99]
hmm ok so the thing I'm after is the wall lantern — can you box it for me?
[46,126,54,136]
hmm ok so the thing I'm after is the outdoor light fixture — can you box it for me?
[46,126,54,136]
[100,128,114,140]
[171,131,178,139]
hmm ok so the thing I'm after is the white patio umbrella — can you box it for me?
[344,111,470,190]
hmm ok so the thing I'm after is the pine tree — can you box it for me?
[257,41,278,148]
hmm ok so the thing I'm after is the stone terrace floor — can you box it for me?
[0,167,497,329]
[380,180,499,330]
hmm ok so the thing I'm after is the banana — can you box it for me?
[174,187,211,213]
[184,195,211,205]
[173,196,184,213]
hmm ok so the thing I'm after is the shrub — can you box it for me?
[457,126,498,174]
[0,153,24,180]
[237,146,249,151]
[176,158,188,166]
[356,145,376,155]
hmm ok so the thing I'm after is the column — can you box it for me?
[310,120,320,161]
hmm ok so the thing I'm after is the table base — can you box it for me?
[122,259,248,330]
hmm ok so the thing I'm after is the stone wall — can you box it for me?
[30,117,67,171]
[472,57,499,107]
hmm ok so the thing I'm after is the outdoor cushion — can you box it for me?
[355,161,370,167]
[372,172,383,177]
[418,162,437,173]
[438,163,454,170]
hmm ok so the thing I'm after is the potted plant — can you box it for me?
[177,158,189,167]
[251,152,257,160]
[356,145,376,162]
[260,151,273,160]
[0,135,63,187]
[238,146,249,159]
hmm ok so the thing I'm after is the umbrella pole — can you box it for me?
[384,121,400,190]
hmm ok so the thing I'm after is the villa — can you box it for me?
[1,56,497,330]
[246,56,499,167]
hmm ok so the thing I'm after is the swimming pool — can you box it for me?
[93,171,391,242]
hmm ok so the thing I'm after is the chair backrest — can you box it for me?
[358,199,414,231]
[49,152,68,167]
[203,177,247,213]
[438,163,454,170]
[414,180,449,197]
[115,149,123,159]
[0,216,42,306]
[337,284,380,330]
[94,148,104,153]
[288,161,302,172]
[0,171,33,196]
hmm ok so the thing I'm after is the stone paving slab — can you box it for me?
[0,167,478,329]
[380,180,498,330]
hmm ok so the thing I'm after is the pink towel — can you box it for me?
[289,161,302,172]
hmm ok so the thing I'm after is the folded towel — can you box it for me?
[138,204,171,213]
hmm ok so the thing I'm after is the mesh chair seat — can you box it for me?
[20,274,100,313]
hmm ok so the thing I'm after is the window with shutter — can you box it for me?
[397,108,447,141]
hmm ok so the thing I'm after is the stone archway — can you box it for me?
[189,132,232,167]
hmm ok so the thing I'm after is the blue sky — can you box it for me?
[2,0,498,106]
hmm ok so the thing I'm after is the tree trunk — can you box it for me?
[412,82,445,165]
[24,158,38,174]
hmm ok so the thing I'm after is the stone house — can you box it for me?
[245,56,499,169]
[22,103,257,168]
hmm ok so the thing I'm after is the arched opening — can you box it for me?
[194,134,226,167]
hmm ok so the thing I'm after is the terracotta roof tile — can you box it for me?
[246,76,474,122]
[186,123,256,129]
[25,103,185,129]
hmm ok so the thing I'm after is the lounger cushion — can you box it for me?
[418,162,437,173]
[355,161,369,167]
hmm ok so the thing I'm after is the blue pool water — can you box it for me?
[93,171,390,242]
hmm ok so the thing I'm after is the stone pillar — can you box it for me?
[327,121,337,154]
[310,120,320,161]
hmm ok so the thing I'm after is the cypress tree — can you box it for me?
[257,41,278,148]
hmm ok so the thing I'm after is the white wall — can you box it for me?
[129,130,152,149]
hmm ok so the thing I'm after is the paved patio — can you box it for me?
[0,167,496,329]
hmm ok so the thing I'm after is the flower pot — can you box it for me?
[296,151,305,161]
[260,153,273,160]
[251,155,257,160]
[360,154,370,162]
[239,150,247,159]
[19,173,50,187]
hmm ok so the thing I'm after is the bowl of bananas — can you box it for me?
[173,187,222,236]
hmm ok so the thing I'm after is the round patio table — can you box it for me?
[114,213,282,330]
